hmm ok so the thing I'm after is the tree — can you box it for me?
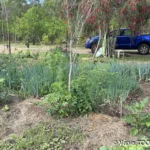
[17,6,45,44]
[61,0,94,91]
[121,0,150,31]
[0,0,32,52]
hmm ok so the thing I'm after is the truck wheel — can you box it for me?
[138,44,150,55]
[91,44,97,53]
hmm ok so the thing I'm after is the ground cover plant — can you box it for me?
[0,123,84,150]
[123,97,150,137]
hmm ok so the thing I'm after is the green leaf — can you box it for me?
[123,115,133,124]
[145,122,150,127]
[2,105,9,111]
[130,128,138,136]
[99,146,111,150]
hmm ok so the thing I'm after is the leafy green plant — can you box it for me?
[42,34,49,45]
[44,48,68,82]
[0,78,10,104]
[42,82,74,117]
[71,62,137,114]
[123,97,150,137]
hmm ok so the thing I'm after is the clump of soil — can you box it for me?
[0,98,54,141]
[66,113,137,149]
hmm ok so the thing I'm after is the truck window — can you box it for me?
[121,29,131,36]
[109,30,120,37]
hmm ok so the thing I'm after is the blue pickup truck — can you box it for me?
[85,28,150,55]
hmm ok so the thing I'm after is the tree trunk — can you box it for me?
[8,33,11,55]
[68,39,73,91]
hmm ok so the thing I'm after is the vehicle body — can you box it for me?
[85,28,150,54]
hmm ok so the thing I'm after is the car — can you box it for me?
[85,28,150,55]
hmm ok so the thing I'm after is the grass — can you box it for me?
[1,42,150,62]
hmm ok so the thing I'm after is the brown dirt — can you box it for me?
[76,113,136,149]
[0,98,54,141]
[0,44,91,54]
[0,99,136,149]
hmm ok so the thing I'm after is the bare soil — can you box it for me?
[0,98,54,141]
[0,44,91,54]
[0,82,150,149]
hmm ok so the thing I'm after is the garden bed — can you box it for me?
[1,81,150,149]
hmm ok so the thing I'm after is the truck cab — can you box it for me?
[85,28,150,55]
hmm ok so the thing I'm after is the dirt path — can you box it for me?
[0,44,91,54]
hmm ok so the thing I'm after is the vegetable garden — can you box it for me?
[0,48,150,149]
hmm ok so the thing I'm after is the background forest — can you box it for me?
[0,0,150,47]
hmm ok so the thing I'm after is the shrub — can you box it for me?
[43,82,74,117]
[42,34,49,45]
[44,48,69,82]
[71,62,137,113]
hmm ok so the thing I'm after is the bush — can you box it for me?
[42,34,49,45]
[71,62,137,113]
[44,48,69,82]
[43,82,74,117]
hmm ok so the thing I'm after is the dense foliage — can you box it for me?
[0,0,149,46]
[1,49,150,117]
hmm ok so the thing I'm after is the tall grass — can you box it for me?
[21,63,54,97]
[0,49,69,97]
[110,62,150,81]
[71,62,138,109]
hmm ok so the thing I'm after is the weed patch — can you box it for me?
[0,123,84,150]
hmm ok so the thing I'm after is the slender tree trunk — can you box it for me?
[8,33,11,54]
[68,39,73,91]
[14,18,17,50]
[2,0,11,54]
[1,0,5,51]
